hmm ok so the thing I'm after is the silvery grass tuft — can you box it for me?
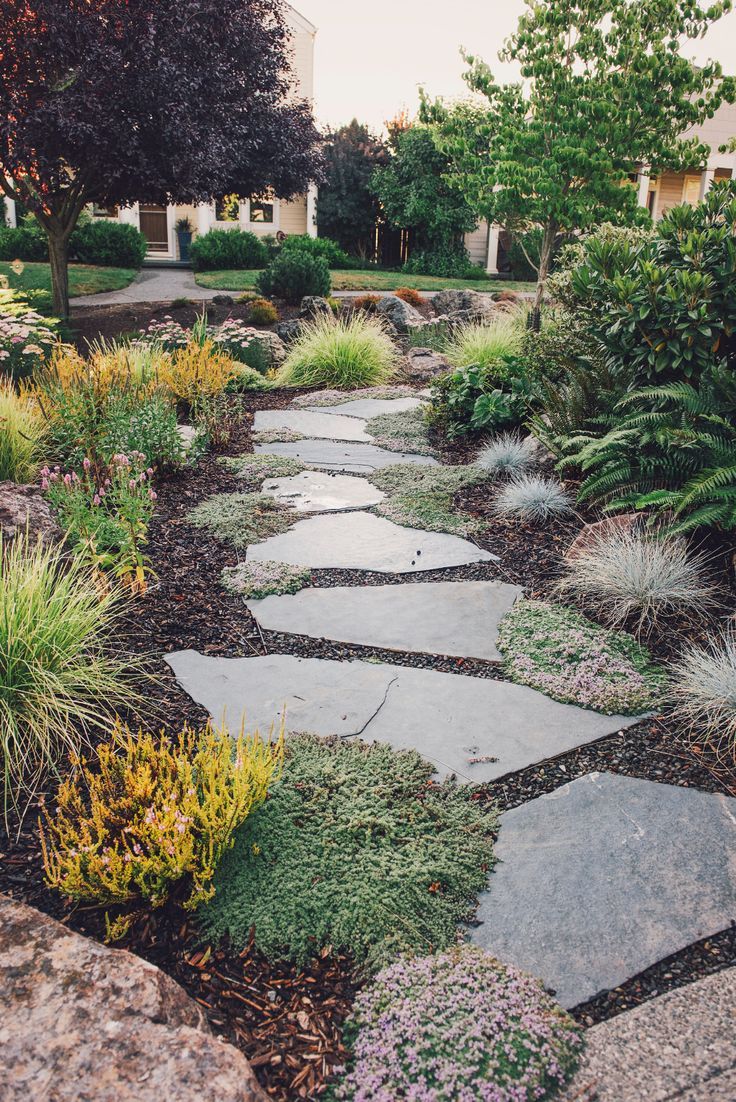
[671,632,736,763]
[557,529,717,635]
[0,533,142,826]
[493,474,574,523]
[475,432,538,476]
[274,313,400,389]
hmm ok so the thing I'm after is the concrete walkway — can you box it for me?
[71,267,223,307]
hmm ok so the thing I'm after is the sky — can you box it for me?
[296,0,736,133]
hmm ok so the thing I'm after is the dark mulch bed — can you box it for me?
[3,389,736,1098]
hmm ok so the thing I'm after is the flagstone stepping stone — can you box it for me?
[304,396,426,419]
[164,653,643,783]
[253,409,371,442]
[255,440,438,474]
[246,581,523,660]
[470,773,736,1009]
[246,511,494,574]
[261,470,385,513]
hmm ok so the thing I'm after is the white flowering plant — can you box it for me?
[0,302,59,380]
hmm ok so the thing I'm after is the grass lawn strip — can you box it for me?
[1,259,138,300]
[194,268,536,294]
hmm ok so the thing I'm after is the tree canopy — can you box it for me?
[316,120,388,258]
[0,0,323,315]
[423,0,735,307]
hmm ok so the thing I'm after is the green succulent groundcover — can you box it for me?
[199,735,498,974]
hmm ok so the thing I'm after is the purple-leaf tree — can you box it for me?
[0,0,323,317]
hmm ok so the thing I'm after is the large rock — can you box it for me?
[299,295,332,320]
[0,481,63,547]
[250,329,286,368]
[565,514,639,561]
[0,894,268,1102]
[375,294,424,333]
[275,319,305,344]
[432,289,495,321]
[403,347,454,383]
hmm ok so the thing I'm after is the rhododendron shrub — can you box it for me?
[336,947,583,1102]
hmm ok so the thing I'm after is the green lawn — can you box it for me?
[195,268,535,294]
[0,260,138,299]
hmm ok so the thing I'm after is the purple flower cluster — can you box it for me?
[336,947,583,1102]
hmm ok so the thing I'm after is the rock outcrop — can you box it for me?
[0,481,63,547]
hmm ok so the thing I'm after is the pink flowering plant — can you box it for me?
[134,315,270,373]
[42,451,157,593]
[335,947,583,1102]
[0,304,58,381]
[497,600,665,715]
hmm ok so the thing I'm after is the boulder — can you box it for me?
[565,514,640,561]
[211,294,235,307]
[0,894,269,1102]
[250,330,286,368]
[0,481,63,547]
[432,289,495,322]
[275,319,305,344]
[299,295,332,320]
[375,295,424,333]
[403,347,454,384]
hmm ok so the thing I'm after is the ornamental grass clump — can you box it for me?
[0,534,139,823]
[444,312,523,376]
[492,475,574,523]
[475,432,538,477]
[335,947,583,1102]
[275,314,400,390]
[498,600,664,715]
[557,530,717,635]
[200,735,498,974]
[41,720,283,930]
[671,632,736,764]
[0,379,47,482]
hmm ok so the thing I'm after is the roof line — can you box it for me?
[287,4,317,34]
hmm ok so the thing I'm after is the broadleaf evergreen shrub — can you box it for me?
[256,250,331,304]
[189,228,267,271]
[71,221,146,267]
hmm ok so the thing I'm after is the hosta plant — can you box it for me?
[335,947,583,1102]
[41,720,284,929]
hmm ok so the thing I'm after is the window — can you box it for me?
[250,200,274,224]
[92,203,119,218]
[683,176,701,206]
[215,195,240,222]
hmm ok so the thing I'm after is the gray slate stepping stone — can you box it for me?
[304,396,425,419]
[164,653,643,783]
[255,440,438,473]
[261,470,385,513]
[471,772,736,1009]
[246,581,523,661]
[247,511,494,574]
[253,409,371,442]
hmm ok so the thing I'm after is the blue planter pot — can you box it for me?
[177,231,193,262]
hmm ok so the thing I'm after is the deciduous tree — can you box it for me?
[316,120,388,258]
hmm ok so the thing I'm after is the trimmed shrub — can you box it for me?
[0,534,139,822]
[0,223,48,261]
[41,719,283,927]
[672,632,736,763]
[557,530,717,635]
[335,947,583,1102]
[492,475,574,523]
[0,380,47,481]
[71,221,146,268]
[199,735,498,973]
[498,599,664,714]
[475,432,538,476]
[256,250,331,305]
[280,233,352,269]
[189,228,267,272]
[275,313,399,389]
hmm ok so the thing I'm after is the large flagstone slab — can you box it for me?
[164,653,643,783]
[246,511,494,574]
[471,773,736,1009]
[261,470,385,513]
[246,581,523,660]
[255,440,438,474]
[305,396,425,419]
[253,410,371,442]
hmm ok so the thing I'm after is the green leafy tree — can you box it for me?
[423,0,735,309]
[316,120,388,258]
[371,126,477,275]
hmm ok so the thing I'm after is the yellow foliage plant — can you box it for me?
[158,339,238,408]
[40,719,284,929]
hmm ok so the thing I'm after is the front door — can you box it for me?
[138,204,169,253]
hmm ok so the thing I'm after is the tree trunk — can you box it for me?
[531,221,557,330]
[48,230,70,320]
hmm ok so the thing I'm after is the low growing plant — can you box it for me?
[370,463,490,537]
[41,719,283,931]
[444,314,523,375]
[429,364,527,439]
[671,631,736,765]
[187,491,295,548]
[0,304,59,381]
[335,947,583,1102]
[221,560,312,599]
[275,314,400,389]
[200,735,498,973]
[365,407,436,457]
[0,534,138,823]
[498,600,664,715]
[247,297,279,326]
[493,475,574,524]
[394,286,424,310]
[159,339,238,410]
[0,380,47,482]
[220,452,306,487]
[475,432,538,476]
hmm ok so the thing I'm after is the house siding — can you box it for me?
[464,223,489,268]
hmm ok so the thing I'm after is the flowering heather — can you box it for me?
[221,560,311,600]
[335,947,583,1102]
[497,600,664,715]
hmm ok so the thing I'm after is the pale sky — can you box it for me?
[297,0,736,133]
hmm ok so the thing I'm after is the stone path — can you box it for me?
[71,266,224,307]
[166,386,734,1076]
[246,580,523,661]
